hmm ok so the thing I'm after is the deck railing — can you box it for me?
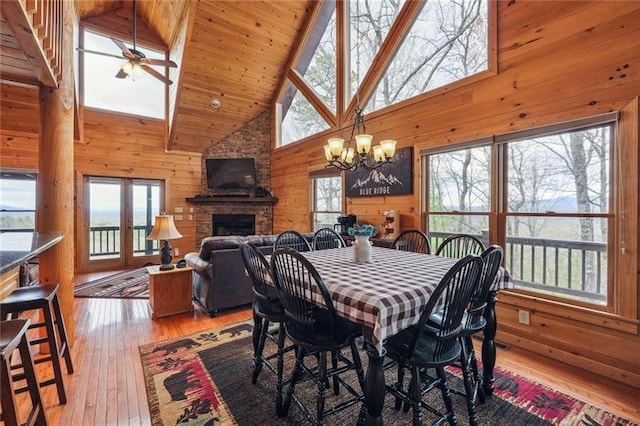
[429,231,607,304]
[89,225,157,257]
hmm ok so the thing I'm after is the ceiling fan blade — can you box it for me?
[76,48,124,60]
[141,64,173,85]
[142,58,178,68]
[110,37,135,59]
[115,69,128,79]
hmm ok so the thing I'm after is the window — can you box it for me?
[368,0,489,112]
[279,79,331,145]
[500,119,613,306]
[275,0,492,147]
[0,171,37,232]
[423,114,617,309]
[81,28,166,119]
[425,144,491,249]
[311,171,343,231]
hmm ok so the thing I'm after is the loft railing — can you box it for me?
[1,0,62,86]
[429,231,607,304]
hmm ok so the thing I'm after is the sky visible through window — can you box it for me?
[83,29,166,119]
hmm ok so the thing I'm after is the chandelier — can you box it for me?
[323,1,396,171]
[323,108,396,171]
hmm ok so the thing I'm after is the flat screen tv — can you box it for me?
[206,158,256,189]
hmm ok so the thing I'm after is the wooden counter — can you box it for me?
[0,232,64,298]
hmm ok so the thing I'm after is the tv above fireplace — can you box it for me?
[206,158,256,189]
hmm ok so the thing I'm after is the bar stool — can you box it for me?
[1,318,48,426]
[0,284,73,405]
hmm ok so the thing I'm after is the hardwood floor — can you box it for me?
[9,279,640,425]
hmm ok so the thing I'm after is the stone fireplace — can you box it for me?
[191,198,276,243]
[190,111,276,243]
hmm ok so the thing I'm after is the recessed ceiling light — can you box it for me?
[210,98,221,108]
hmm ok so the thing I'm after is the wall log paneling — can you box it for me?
[271,1,640,387]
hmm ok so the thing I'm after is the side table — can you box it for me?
[146,265,194,319]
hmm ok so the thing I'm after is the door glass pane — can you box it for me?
[132,182,161,257]
[89,179,121,260]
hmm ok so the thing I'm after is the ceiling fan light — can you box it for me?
[121,61,143,76]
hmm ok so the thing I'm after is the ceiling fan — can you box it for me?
[78,0,177,85]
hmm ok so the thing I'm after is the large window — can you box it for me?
[423,115,616,308]
[275,0,492,147]
[0,171,36,232]
[81,28,166,119]
[426,143,491,249]
[311,171,343,231]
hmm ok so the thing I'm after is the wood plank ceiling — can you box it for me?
[1,0,312,153]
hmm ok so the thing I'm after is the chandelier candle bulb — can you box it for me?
[328,138,345,157]
[355,134,373,154]
[380,140,397,158]
[323,145,333,161]
[373,145,384,162]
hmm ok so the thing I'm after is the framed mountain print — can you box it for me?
[345,147,413,197]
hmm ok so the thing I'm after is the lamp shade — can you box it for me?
[146,214,183,240]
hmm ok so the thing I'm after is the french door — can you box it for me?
[82,176,164,272]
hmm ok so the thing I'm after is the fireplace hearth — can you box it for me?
[213,214,255,236]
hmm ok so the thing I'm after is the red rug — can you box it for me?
[74,267,149,298]
[139,321,637,425]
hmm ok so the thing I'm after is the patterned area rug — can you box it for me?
[74,267,149,298]
[139,322,637,426]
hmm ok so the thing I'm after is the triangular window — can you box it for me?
[279,79,331,146]
[367,0,489,113]
[348,0,405,104]
[295,1,337,113]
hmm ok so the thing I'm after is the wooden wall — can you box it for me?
[270,1,640,387]
[0,82,202,268]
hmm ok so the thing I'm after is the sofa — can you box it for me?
[184,233,313,316]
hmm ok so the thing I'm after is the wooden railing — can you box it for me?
[1,0,62,86]
[89,225,157,258]
[429,231,607,303]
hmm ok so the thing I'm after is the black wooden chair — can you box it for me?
[457,245,504,425]
[312,227,346,250]
[240,242,292,415]
[390,229,431,254]
[384,254,483,426]
[435,234,485,259]
[274,230,312,252]
[270,248,366,425]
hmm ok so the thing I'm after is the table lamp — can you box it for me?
[146,213,183,270]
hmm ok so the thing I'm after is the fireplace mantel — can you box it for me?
[186,196,278,205]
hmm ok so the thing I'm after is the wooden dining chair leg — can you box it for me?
[436,366,458,426]
[331,351,339,395]
[410,367,423,426]
[460,339,479,426]
[275,322,286,416]
[316,351,328,425]
[281,347,306,417]
[252,318,269,384]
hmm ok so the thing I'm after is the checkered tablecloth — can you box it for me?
[298,246,513,354]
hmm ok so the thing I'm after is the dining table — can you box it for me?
[296,245,513,426]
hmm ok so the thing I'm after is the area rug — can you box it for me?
[74,267,149,298]
[139,322,637,426]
